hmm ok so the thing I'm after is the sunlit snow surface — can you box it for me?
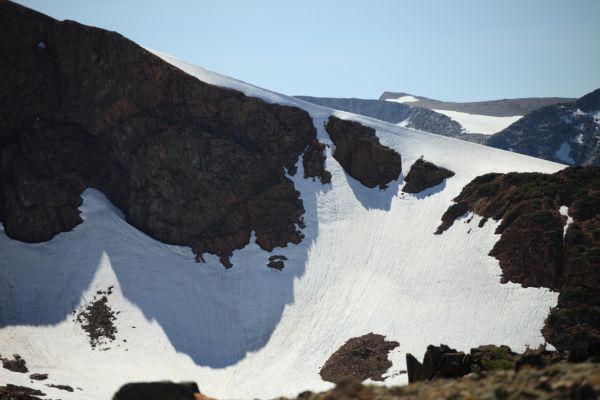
[0,49,565,399]
[432,109,522,135]
[385,95,419,103]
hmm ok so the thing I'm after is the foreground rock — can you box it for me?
[435,166,600,359]
[325,117,402,189]
[320,333,399,383]
[112,382,204,400]
[285,362,600,400]
[0,1,330,267]
[402,158,454,194]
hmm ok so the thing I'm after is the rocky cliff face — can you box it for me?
[435,166,600,358]
[488,89,600,166]
[325,117,402,189]
[0,1,329,267]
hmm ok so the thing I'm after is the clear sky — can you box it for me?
[15,0,600,101]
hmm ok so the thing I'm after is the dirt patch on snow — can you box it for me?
[74,286,117,349]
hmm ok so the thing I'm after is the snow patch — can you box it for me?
[385,95,419,103]
[37,41,46,49]
[432,109,522,135]
[559,206,573,240]
[555,142,575,164]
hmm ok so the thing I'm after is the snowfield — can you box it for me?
[432,109,522,135]
[0,50,566,400]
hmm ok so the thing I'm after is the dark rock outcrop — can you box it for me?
[406,345,472,383]
[488,88,600,166]
[577,88,600,112]
[435,167,600,358]
[325,117,402,189]
[1,354,28,373]
[47,384,74,392]
[112,382,200,400]
[29,373,48,381]
[402,158,454,194]
[320,333,399,383]
[267,254,288,270]
[0,1,329,267]
[0,385,45,400]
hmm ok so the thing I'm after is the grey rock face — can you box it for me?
[488,100,600,166]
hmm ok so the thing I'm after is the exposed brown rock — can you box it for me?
[325,117,401,189]
[1,354,28,373]
[402,158,454,194]
[435,166,600,358]
[320,333,399,383]
[28,373,48,381]
[0,1,329,267]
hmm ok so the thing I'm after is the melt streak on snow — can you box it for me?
[432,109,522,135]
[0,49,565,399]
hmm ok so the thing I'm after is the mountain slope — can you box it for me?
[0,2,568,400]
[488,88,600,165]
[379,91,575,117]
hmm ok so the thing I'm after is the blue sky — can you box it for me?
[16,0,600,101]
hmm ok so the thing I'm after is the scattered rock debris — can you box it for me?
[267,255,288,270]
[1,353,28,373]
[74,287,118,349]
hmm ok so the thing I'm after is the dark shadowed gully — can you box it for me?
[0,1,330,267]
[436,166,600,359]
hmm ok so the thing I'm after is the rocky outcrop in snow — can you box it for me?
[436,166,600,359]
[0,1,330,267]
[325,117,402,189]
[402,159,455,194]
[319,333,399,383]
